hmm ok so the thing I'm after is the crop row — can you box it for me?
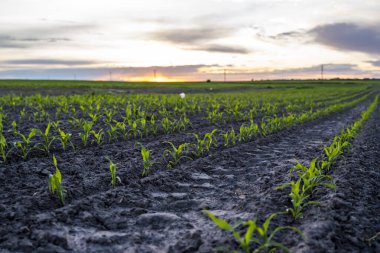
[204,95,378,252]
[41,92,372,208]
[278,94,379,219]
[0,89,372,163]
[133,91,370,175]
[0,86,368,131]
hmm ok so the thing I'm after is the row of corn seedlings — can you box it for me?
[203,88,371,124]
[138,93,370,177]
[48,94,376,209]
[1,88,367,163]
[215,91,371,149]
[0,114,192,162]
[1,86,367,131]
[277,95,378,220]
[199,95,378,252]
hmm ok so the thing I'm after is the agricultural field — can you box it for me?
[0,81,379,252]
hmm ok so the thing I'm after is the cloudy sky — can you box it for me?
[0,0,379,81]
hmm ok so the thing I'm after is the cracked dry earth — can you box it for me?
[0,98,379,253]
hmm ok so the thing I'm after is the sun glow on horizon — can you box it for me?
[123,75,187,82]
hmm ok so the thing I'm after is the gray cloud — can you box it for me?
[150,27,230,44]
[310,23,380,54]
[0,36,25,48]
[3,59,98,66]
[271,64,358,75]
[149,27,249,54]
[220,63,378,80]
[212,64,369,79]
[0,65,215,80]
[0,34,71,48]
[0,23,95,49]
[267,30,308,41]
[195,44,249,54]
[367,60,380,67]
[269,22,380,55]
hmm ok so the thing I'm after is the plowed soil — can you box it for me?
[0,98,379,253]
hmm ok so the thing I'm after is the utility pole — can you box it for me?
[224,69,226,82]
[321,64,324,80]
[153,69,157,82]
[109,71,113,81]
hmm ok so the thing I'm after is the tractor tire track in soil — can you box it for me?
[291,100,380,253]
[0,98,375,252]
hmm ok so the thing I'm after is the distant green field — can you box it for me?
[0,79,378,95]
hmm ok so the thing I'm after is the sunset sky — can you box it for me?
[0,0,379,81]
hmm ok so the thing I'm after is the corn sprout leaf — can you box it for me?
[203,210,232,231]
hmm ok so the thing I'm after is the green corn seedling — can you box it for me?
[163,141,192,168]
[204,211,303,253]
[0,134,12,163]
[221,131,230,146]
[150,115,158,135]
[55,108,61,119]
[190,130,217,157]
[232,104,242,120]
[48,155,66,205]
[107,124,118,142]
[80,104,88,115]
[248,120,259,138]
[238,125,251,142]
[176,116,190,131]
[88,112,100,123]
[104,108,116,124]
[123,106,133,123]
[276,179,318,220]
[14,128,38,159]
[140,118,148,136]
[19,108,26,121]
[292,159,336,193]
[229,129,237,146]
[116,121,128,139]
[58,129,72,151]
[204,129,218,152]
[140,145,155,177]
[38,122,56,155]
[11,121,17,135]
[69,117,84,129]
[260,119,269,137]
[128,120,141,138]
[206,104,224,123]
[106,157,120,187]
[161,117,173,134]
[51,120,61,131]
[191,133,206,157]
[79,120,93,146]
[323,137,348,169]
[92,129,104,145]
[32,111,39,122]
